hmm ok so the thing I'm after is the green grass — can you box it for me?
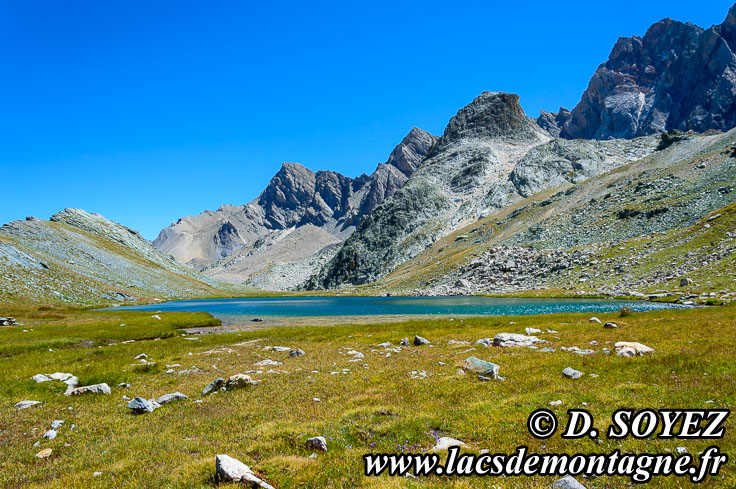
[1,305,735,488]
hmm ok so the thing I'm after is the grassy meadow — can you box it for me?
[0,304,735,488]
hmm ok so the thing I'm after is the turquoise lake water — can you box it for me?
[106,296,685,322]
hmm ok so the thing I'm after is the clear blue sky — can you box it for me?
[2,1,732,239]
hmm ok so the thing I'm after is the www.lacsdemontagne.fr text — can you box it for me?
[363,446,728,483]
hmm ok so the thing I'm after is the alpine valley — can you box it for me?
[4,4,736,305]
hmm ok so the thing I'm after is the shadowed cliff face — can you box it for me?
[560,4,736,140]
[151,127,437,288]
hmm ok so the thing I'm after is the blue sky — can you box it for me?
[1,1,732,239]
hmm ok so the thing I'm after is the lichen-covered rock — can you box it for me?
[462,357,500,379]
[305,436,328,452]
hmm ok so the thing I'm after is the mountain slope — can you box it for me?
[0,209,229,305]
[307,92,669,289]
[366,128,736,298]
[559,4,736,140]
[153,127,437,289]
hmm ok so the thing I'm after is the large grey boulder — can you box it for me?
[462,357,500,379]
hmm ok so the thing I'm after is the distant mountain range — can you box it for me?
[3,3,736,304]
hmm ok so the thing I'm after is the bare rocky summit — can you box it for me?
[559,4,736,139]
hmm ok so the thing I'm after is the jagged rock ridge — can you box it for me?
[558,4,736,139]
[153,128,437,288]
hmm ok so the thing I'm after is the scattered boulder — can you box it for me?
[432,437,466,451]
[615,342,655,357]
[202,377,225,395]
[156,392,188,405]
[253,359,282,367]
[127,397,155,415]
[51,420,64,429]
[492,333,545,347]
[15,400,41,409]
[588,317,602,324]
[400,338,409,346]
[215,454,275,488]
[562,367,584,379]
[604,322,618,329]
[42,429,57,440]
[525,327,542,334]
[289,348,305,357]
[225,374,258,390]
[66,383,111,396]
[0,317,18,326]
[462,356,500,379]
[680,277,693,287]
[413,335,430,346]
[306,436,328,452]
[552,475,587,489]
[36,448,52,459]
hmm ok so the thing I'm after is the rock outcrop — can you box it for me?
[560,4,736,139]
[153,128,436,289]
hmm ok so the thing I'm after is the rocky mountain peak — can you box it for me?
[560,3,736,139]
[258,162,317,211]
[385,127,438,176]
[438,92,546,148]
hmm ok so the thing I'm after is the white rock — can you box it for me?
[525,327,542,334]
[552,475,587,489]
[66,383,111,396]
[215,454,275,488]
[15,400,41,409]
[253,359,282,367]
[156,392,188,405]
[615,342,655,357]
[51,420,64,429]
[431,437,466,451]
[492,333,546,347]
[588,317,602,324]
[42,429,57,440]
